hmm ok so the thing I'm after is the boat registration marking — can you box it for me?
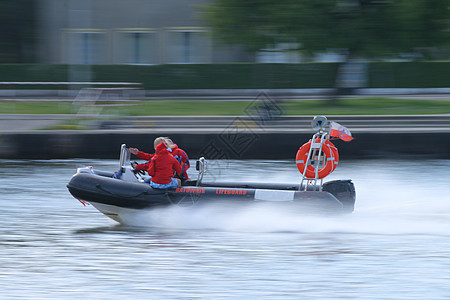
[175,187,205,194]
[254,189,295,201]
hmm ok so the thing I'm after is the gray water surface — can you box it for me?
[1,159,450,299]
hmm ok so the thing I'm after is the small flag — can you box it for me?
[330,121,354,141]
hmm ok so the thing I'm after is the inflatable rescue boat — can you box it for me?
[67,116,356,223]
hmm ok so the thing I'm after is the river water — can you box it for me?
[1,158,450,299]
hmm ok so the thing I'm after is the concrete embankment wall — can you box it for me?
[1,130,449,160]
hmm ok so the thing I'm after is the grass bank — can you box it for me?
[1,97,449,116]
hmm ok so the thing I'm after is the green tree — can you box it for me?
[204,0,449,103]
[203,0,450,59]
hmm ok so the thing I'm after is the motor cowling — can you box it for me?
[322,180,356,213]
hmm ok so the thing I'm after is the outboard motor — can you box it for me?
[322,180,356,212]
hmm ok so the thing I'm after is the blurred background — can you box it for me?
[0,0,449,158]
[0,0,448,91]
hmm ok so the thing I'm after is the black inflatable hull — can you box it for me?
[67,170,355,222]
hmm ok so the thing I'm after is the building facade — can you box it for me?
[37,0,253,65]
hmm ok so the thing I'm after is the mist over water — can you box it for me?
[117,159,450,236]
[1,158,450,299]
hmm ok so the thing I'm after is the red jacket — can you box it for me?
[137,151,154,161]
[134,151,154,172]
[171,144,190,180]
[148,142,182,184]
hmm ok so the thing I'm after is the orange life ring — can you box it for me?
[296,139,339,179]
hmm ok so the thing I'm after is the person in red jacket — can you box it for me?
[130,136,191,181]
[146,142,182,189]
[129,137,166,174]
[164,138,190,180]
[130,136,165,161]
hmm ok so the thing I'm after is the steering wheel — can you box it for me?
[131,161,146,176]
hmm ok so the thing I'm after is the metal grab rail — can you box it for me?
[300,116,331,192]
[196,157,207,187]
[300,131,329,191]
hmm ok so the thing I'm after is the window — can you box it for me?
[114,30,159,64]
[63,30,108,64]
[164,29,211,64]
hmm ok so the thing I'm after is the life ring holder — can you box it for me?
[296,136,339,180]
